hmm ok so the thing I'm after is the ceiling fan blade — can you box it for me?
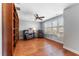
[39,18,43,20]
[39,16,45,18]
[34,13,44,21]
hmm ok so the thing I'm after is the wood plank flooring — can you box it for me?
[13,38,78,56]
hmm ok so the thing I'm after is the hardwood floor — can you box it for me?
[13,38,78,56]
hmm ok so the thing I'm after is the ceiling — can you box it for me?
[15,3,74,22]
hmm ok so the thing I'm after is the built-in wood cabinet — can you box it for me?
[2,3,19,56]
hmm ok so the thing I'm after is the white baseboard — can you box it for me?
[46,37,64,44]
[63,46,79,55]
[51,38,64,44]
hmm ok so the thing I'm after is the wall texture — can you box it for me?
[64,4,79,54]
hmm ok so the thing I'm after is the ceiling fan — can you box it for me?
[34,13,45,21]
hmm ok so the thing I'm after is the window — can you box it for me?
[52,20,57,27]
[43,15,64,39]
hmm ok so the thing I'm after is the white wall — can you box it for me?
[19,21,41,31]
[64,4,79,54]
[0,3,2,56]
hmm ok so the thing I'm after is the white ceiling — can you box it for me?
[15,3,74,22]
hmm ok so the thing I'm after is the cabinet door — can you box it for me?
[2,3,14,56]
[2,3,19,56]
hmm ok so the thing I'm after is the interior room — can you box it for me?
[2,3,79,56]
